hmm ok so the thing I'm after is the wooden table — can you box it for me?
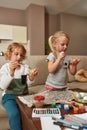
[15,88,87,130]
[16,97,42,130]
[16,96,84,130]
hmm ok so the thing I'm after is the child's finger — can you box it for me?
[29,68,38,76]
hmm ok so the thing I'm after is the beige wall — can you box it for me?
[45,13,59,54]
[0,5,45,55]
[45,13,87,55]
[60,13,87,55]
[26,4,45,55]
[0,5,87,55]
[0,7,26,26]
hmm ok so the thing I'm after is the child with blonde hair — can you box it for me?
[45,31,80,91]
[0,42,38,130]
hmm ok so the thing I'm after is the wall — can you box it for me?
[0,5,45,55]
[0,7,26,26]
[0,5,87,55]
[45,13,87,55]
[45,13,59,54]
[25,4,45,55]
[60,13,87,55]
[0,7,27,53]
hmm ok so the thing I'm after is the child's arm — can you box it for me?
[48,52,65,73]
[0,65,13,90]
[69,58,80,75]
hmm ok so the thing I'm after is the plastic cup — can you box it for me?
[34,95,45,108]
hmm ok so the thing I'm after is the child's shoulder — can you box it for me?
[1,62,9,68]
[47,52,55,57]
[0,62,9,71]
[46,52,56,62]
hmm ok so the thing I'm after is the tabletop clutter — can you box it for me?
[18,90,87,129]
[33,91,87,114]
[18,90,87,114]
[33,91,87,130]
[33,95,87,114]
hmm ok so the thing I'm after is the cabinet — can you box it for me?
[0,24,27,43]
[0,24,13,40]
[12,26,27,43]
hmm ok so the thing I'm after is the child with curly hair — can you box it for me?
[0,42,38,130]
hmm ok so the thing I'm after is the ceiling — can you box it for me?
[0,0,87,17]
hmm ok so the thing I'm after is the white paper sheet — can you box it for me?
[40,117,71,130]
[40,113,87,130]
[40,117,60,130]
[75,113,87,120]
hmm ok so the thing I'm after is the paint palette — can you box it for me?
[32,108,61,118]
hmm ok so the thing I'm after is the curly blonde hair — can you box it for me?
[48,31,70,52]
[5,42,26,60]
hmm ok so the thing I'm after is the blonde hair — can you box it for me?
[5,42,26,60]
[48,31,70,52]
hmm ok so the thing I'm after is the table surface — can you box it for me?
[16,95,87,130]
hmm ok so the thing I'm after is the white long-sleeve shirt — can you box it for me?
[0,62,33,94]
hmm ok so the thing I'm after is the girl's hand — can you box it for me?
[69,58,80,75]
[9,61,20,76]
[29,68,38,81]
[58,51,65,60]
[71,58,80,66]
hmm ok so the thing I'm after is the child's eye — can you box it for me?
[16,53,19,56]
[14,52,18,56]
[14,52,20,56]
[20,54,23,57]
[14,52,24,58]
[61,43,68,47]
[61,43,65,46]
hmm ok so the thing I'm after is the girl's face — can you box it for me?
[10,47,24,63]
[54,36,69,53]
